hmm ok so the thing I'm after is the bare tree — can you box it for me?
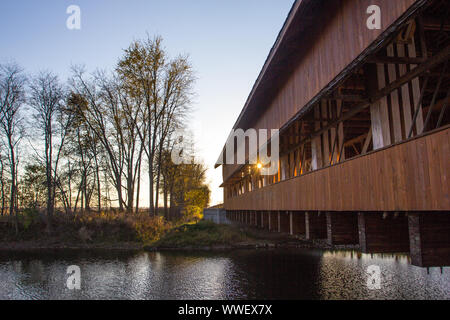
[0,62,26,234]
[0,153,7,216]
[29,71,67,233]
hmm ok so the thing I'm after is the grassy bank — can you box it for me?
[0,210,171,248]
[151,221,252,248]
[0,211,253,250]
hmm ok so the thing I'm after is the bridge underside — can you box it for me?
[227,210,450,268]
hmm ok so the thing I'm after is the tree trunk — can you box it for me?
[46,127,53,234]
[94,154,101,212]
[149,159,154,216]
[135,156,142,214]
[163,181,168,220]
[8,139,18,235]
[0,158,5,217]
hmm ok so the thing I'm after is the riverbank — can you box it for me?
[147,222,359,252]
[0,216,359,252]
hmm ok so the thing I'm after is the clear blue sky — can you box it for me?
[0,0,295,206]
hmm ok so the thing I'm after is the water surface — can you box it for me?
[0,249,448,300]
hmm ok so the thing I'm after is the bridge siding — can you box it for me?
[224,128,450,212]
[223,0,417,182]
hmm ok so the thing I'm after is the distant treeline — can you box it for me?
[0,36,210,234]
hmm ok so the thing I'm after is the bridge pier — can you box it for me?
[326,212,359,245]
[408,213,450,267]
[305,211,327,240]
[358,212,409,253]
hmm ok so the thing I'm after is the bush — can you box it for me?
[133,215,171,244]
[0,210,172,244]
[154,220,249,248]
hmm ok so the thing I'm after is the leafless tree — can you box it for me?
[29,71,69,233]
[0,153,7,216]
[0,62,26,233]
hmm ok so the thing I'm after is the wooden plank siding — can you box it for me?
[224,127,450,212]
[223,0,419,182]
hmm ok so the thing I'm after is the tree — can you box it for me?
[29,71,68,232]
[18,163,47,209]
[117,35,195,215]
[0,153,8,216]
[0,62,26,233]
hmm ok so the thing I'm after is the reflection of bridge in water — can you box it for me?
[216,0,450,268]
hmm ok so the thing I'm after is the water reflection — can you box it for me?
[0,249,448,300]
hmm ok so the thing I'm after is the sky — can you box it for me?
[0,0,295,206]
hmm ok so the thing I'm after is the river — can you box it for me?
[0,249,448,300]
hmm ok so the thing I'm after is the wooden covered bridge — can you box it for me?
[216,0,450,267]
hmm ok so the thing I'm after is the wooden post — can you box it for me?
[386,44,403,142]
[289,212,294,235]
[408,38,425,134]
[321,100,330,165]
[370,63,391,149]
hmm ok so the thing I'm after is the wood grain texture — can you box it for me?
[223,0,418,182]
[224,128,450,212]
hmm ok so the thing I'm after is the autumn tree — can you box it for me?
[117,35,195,216]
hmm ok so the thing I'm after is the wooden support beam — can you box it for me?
[361,127,372,154]
[387,44,403,143]
[280,43,450,157]
[321,100,330,166]
[366,56,425,65]
[370,63,391,149]
[311,105,322,170]
[397,43,414,136]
